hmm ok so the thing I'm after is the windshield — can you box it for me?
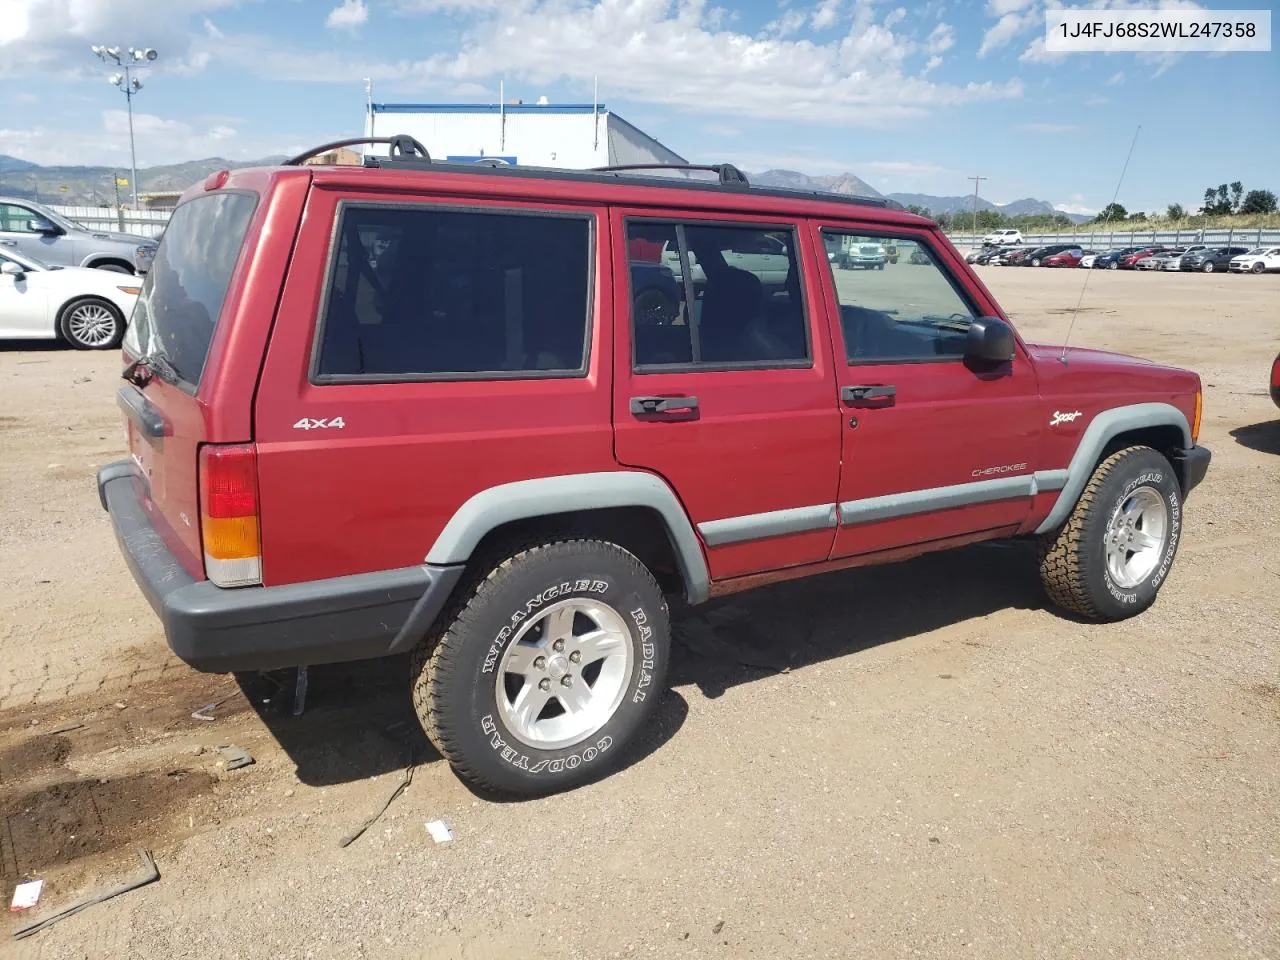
[124,191,258,389]
[0,249,50,271]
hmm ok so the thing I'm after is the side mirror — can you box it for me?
[1,261,26,280]
[27,218,61,236]
[964,316,1016,367]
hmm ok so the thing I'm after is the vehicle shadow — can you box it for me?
[233,655,689,795]
[1230,420,1280,455]
[668,539,1047,700]
[234,539,1044,792]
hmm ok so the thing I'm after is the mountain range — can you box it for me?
[0,155,283,205]
[749,169,1090,223]
[0,154,1088,223]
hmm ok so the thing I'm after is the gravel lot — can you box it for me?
[2,267,1278,959]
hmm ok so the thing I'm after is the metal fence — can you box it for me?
[947,226,1280,252]
[47,205,170,239]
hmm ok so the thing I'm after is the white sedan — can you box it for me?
[0,249,140,349]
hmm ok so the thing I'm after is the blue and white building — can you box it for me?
[363,98,686,170]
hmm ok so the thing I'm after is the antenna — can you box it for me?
[593,75,599,151]
[1059,124,1142,365]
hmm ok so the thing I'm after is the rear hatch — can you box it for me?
[118,190,261,578]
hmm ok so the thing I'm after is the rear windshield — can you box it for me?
[124,192,257,388]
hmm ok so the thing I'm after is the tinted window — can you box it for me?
[0,203,38,233]
[315,206,591,380]
[627,221,808,370]
[123,192,257,388]
[823,231,976,363]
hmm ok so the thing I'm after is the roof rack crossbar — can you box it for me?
[284,134,431,167]
[590,163,750,187]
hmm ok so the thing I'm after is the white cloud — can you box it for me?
[207,0,1020,126]
[987,0,1035,13]
[0,0,237,79]
[811,0,842,31]
[1106,70,1126,85]
[1055,201,1097,216]
[921,54,942,74]
[926,23,954,54]
[325,0,368,30]
[766,8,808,38]
[1019,122,1078,133]
[978,10,1036,57]
[0,108,308,166]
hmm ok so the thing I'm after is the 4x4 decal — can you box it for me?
[292,417,346,430]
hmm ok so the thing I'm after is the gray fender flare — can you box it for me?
[1034,402,1191,535]
[425,471,711,604]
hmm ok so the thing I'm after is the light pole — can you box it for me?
[91,45,158,210]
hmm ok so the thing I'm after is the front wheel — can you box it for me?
[1108,261,1119,270]
[1251,262,1264,274]
[1031,258,1041,267]
[412,540,670,796]
[1038,446,1182,622]
[1202,262,1214,273]
[58,297,125,350]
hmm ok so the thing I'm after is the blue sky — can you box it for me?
[1,0,1276,213]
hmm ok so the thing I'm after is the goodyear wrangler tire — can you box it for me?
[1038,446,1182,622]
[411,540,670,796]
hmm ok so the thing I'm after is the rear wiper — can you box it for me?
[122,353,179,388]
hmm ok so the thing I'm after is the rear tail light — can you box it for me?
[1271,355,1280,391]
[199,443,262,587]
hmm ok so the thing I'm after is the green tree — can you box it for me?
[1239,189,1278,214]
[1166,203,1185,220]
[1094,202,1128,223]
[1229,181,1243,212]
[1200,185,1231,216]
[1129,211,1147,222]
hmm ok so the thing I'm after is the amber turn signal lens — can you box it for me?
[1192,389,1202,445]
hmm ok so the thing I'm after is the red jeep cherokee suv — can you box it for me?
[99,136,1211,796]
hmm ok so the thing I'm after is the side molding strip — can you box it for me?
[426,471,712,605]
[840,475,1033,525]
[1034,402,1192,535]
[698,503,838,547]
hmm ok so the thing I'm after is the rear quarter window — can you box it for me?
[312,203,592,382]
[124,192,258,389]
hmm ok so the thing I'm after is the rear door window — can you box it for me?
[124,192,258,389]
[313,204,592,381]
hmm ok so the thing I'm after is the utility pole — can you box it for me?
[969,175,987,240]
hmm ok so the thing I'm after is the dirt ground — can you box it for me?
[1,267,1278,959]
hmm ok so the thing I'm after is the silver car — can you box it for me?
[0,197,157,275]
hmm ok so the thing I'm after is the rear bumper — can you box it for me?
[97,462,463,673]
[1170,445,1212,497]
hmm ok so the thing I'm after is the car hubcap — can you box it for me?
[68,304,116,346]
[495,598,634,750]
[1104,486,1169,589]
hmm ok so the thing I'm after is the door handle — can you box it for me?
[630,395,699,418]
[842,384,896,406]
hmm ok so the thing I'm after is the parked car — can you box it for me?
[1182,246,1250,273]
[909,246,932,265]
[1042,247,1092,268]
[0,248,139,348]
[965,245,1001,265]
[1079,251,1101,269]
[1092,247,1145,270]
[98,139,1211,798]
[998,246,1037,266]
[1162,248,1208,271]
[1138,248,1186,271]
[1229,247,1280,274]
[982,228,1023,245]
[1117,246,1172,270]
[1024,244,1080,267]
[0,196,157,274]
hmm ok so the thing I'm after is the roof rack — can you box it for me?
[590,163,749,187]
[284,134,430,167]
